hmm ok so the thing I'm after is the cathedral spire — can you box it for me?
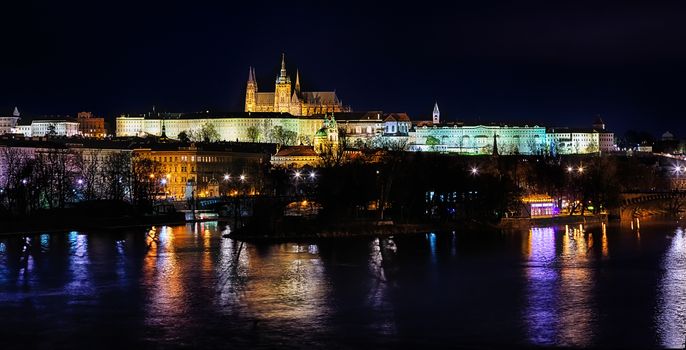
[248,66,254,82]
[280,53,287,77]
[295,69,301,94]
[12,106,20,117]
[432,102,440,124]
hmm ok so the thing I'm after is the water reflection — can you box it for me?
[524,226,597,347]
[367,237,397,336]
[559,225,595,347]
[143,225,188,335]
[0,222,684,348]
[524,227,558,345]
[65,232,94,301]
[239,243,329,328]
[656,226,686,348]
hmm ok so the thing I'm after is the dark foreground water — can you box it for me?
[1,220,685,348]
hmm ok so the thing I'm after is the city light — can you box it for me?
[567,166,573,173]
[470,167,478,175]
[309,172,316,179]
[294,171,301,178]
[161,178,167,185]
[149,174,154,179]
[240,174,246,181]
[77,179,84,185]
[224,174,230,180]
[578,166,584,173]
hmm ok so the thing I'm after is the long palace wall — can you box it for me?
[116,115,611,155]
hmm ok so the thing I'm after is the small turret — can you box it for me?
[12,106,20,117]
[432,102,440,124]
[592,115,605,130]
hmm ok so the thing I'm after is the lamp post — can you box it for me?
[293,170,302,196]
[161,178,168,201]
[223,174,230,196]
[675,165,685,191]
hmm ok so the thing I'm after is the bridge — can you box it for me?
[617,191,686,221]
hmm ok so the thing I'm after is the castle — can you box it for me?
[244,54,350,116]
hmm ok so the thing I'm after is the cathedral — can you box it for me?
[244,54,350,116]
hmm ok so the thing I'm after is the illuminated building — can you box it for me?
[408,123,548,155]
[522,195,557,218]
[245,54,350,116]
[12,119,80,137]
[77,111,107,138]
[132,142,274,199]
[0,107,20,135]
[271,145,320,168]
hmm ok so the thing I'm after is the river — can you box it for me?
[0,220,685,348]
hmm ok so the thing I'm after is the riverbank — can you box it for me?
[0,213,188,236]
[498,213,608,229]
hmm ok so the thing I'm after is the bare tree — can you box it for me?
[102,152,132,201]
[0,147,30,214]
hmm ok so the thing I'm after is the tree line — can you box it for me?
[0,147,163,217]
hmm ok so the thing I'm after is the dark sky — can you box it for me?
[2,0,685,136]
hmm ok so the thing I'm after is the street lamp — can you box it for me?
[470,167,478,175]
[309,171,316,179]
[578,166,584,173]
[567,166,573,173]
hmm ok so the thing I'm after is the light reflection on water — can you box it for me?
[657,226,686,348]
[0,222,684,347]
[65,232,93,302]
[524,225,597,347]
[524,227,558,346]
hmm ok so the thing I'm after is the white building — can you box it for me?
[408,123,548,155]
[12,120,80,137]
[547,128,601,155]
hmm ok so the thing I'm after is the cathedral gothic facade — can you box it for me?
[244,54,350,116]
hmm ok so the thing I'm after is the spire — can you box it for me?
[160,117,168,141]
[295,69,301,94]
[492,133,499,156]
[248,66,254,82]
[12,106,19,117]
[432,102,440,124]
[279,53,287,79]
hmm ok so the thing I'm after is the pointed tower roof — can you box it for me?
[295,69,301,94]
[12,106,20,117]
[248,66,254,82]
[492,133,499,156]
[276,53,290,84]
[433,102,439,115]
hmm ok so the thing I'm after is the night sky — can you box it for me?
[2,0,685,136]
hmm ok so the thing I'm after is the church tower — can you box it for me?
[274,53,292,113]
[245,67,257,112]
[432,102,440,124]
